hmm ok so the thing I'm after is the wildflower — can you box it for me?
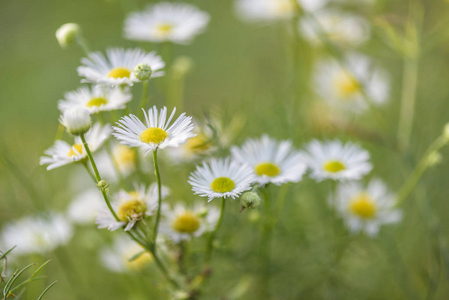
[133,63,153,81]
[159,203,219,243]
[241,192,262,209]
[189,158,254,201]
[1,214,73,255]
[332,179,402,236]
[40,123,112,170]
[313,53,389,113]
[113,106,195,155]
[124,2,210,44]
[300,140,372,181]
[60,107,91,136]
[96,184,168,231]
[235,0,299,22]
[56,23,81,48]
[77,48,164,86]
[231,135,307,185]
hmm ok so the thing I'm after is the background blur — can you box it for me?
[2,0,449,299]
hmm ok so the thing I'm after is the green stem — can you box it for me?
[151,149,163,247]
[260,186,273,299]
[205,197,226,264]
[76,37,90,56]
[139,80,149,114]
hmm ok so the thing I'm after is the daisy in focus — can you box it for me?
[113,106,196,155]
[40,123,112,170]
[159,203,219,243]
[299,10,369,48]
[58,86,132,114]
[332,179,402,236]
[124,2,210,44]
[231,135,307,185]
[313,53,389,113]
[96,184,169,231]
[77,48,164,86]
[300,140,372,181]
[1,213,73,256]
[189,158,254,201]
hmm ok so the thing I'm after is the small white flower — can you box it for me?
[159,203,219,243]
[124,2,210,44]
[313,53,389,113]
[58,86,132,114]
[100,236,153,273]
[60,107,91,135]
[96,183,168,231]
[67,189,105,225]
[299,10,370,48]
[40,123,112,170]
[300,140,372,181]
[235,0,299,22]
[56,23,80,48]
[1,213,73,255]
[231,135,307,185]
[113,106,196,155]
[77,48,165,86]
[189,158,255,201]
[332,178,402,236]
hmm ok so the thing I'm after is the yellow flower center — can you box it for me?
[114,145,136,166]
[275,0,297,14]
[156,23,174,36]
[255,162,281,177]
[349,193,377,219]
[334,71,361,99]
[108,67,131,79]
[117,199,147,222]
[140,127,169,144]
[171,211,201,234]
[86,97,108,108]
[211,177,235,193]
[323,160,346,173]
[185,135,211,153]
[67,144,83,157]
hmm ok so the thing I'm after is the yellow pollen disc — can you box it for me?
[323,160,346,173]
[117,199,147,222]
[108,67,131,79]
[156,23,174,35]
[114,145,136,165]
[185,135,210,153]
[140,127,169,144]
[349,193,377,219]
[67,144,83,157]
[211,177,235,193]
[255,162,281,177]
[86,97,108,108]
[171,211,201,234]
[334,71,361,99]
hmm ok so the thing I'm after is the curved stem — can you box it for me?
[205,197,226,264]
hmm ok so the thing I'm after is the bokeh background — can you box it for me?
[2,0,449,299]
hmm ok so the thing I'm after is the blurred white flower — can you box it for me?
[113,106,196,155]
[313,53,390,113]
[235,0,299,22]
[231,135,307,185]
[189,158,254,201]
[1,213,73,255]
[40,123,112,170]
[332,178,402,236]
[59,107,91,136]
[159,203,219,243]
[299,10,370,47]
[77,48,164,86]
[56,23,80,48]
[124,2,210,44]
[58,86,132,114]
[67,189,105,225]
[300,140,372,181]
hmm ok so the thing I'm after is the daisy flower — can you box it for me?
[299,10,370,48]
[77,48,165,86]
[189,158,255,201]
[113,106,195,155]
[235,0,299,22]
[1,213,73,256]
[40,123,112,170]
[300,140,372,181]
[332,179,402,236]
[67,189,105,225]
[58,86,132,114]
[124,2,210,44]
[100,236,153,273]
[313,53,389,113]
[231,135,307,185]
[159,203,219,243]
[96,183,169,231]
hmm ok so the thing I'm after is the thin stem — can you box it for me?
[139,80,149,114]
[205,197,226,264]
[151,149,163,247]
[76,37,90,56]
[260,186,273,300]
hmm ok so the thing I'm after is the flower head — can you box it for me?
[60,107,91,135]
[56,23,81,48]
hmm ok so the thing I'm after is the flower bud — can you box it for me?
[56,23,81,48]
[240,192,262,209]
[97,180,108,188]
[60,108,91,136]
[133,63,152,81]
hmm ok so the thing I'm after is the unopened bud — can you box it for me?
[133,63,152,81]
[59,108,91,136]
[97,180,107,188]
[240,192,262,209]
[56,23,81,48]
